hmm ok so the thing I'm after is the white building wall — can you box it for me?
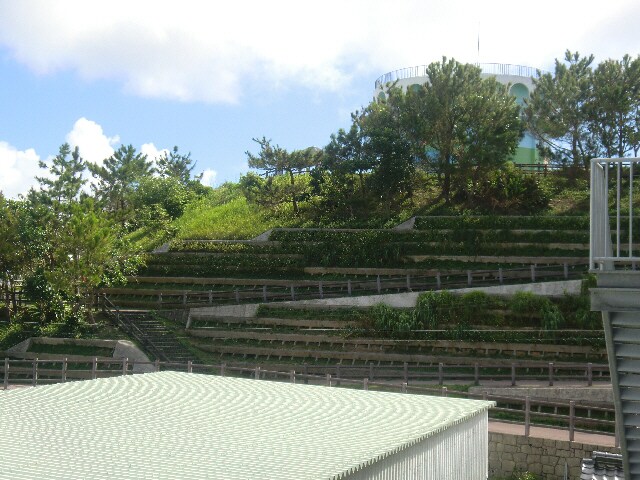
[344,411,488,480]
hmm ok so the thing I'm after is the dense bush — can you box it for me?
[414,289,573,331]
[370,304,421,339]
[464,163,550,214]
[414,215,589,231]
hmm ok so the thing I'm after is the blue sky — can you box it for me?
[1,0,639,198]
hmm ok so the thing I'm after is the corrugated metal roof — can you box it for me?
[0,371,493,480]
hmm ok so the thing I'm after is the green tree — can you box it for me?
[156,146,201,185]
[404,58,522,202]
[245,137,321,214]
[589,54,640,157]
[0,195,24,320]
[359,99,415,211]
[525,51,597,169]
[36,143,86,207]
[47,199,138,321]
[88,144,154,224]
[132,176,195,221]
[322,120,372,196]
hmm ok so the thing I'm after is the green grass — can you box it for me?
[172,197,281,240]
[27,342,115,357]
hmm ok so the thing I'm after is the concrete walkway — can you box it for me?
[489,421,616,447]
[190,279,583,318]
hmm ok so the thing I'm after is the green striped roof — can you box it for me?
[0,371,493,479]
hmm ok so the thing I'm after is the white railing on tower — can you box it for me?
[374,63,544,89]
[590,157,640,270]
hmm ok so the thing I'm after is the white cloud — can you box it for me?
[200,169,217,187]
[1,0,638,104]
[140,142,168,164]
[0,142,42,198]
[66,117,119,165]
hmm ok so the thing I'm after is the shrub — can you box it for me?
[510,291,564,330]
[415,290,458,328]
[370,304,420,339]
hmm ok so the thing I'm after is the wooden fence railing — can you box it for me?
[101,264,584,309]
[1,357,616,443]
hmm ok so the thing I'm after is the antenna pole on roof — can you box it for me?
[477,21,480,64]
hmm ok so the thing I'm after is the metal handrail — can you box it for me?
[374,63,544,89]
[589,157,640,270]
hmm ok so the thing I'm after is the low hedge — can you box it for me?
[414,215,590,231]
[169,240,287,254]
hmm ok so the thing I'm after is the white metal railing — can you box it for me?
[374,63,544,89]
[590,157,640,270]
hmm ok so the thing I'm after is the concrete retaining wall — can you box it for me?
[488,432,620,479]
[471,385,613,404]
[189,280,583,318]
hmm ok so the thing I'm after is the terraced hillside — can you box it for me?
[103,215,591,308]
[173,302,609,383]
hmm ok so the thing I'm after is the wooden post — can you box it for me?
[187,360,193,373]
[220,363,226,377]
[290,286,295,301]
[569,401,575,442]
[3,358,8,390]
[525,396,531,437]
[235,289,240,304]
[155,359,160,372]
[254,366,260,380]
[483,391,488,401]
[318,281,323,299]
[436,272,441,289]
[32,358,38,386]
[530,265,536,282]
[587,362,593,387]
[326,374,332,387]
[438,363,444,385]
[376,275,381,294]
[467,270,472,287]
[158,293,162,307]
[92,357,98,380]
[564,263,569,280]
[182,292,187,306]
[403,362,408,384]
[548,362,554,386]
[262,285,267,303]
[208,290,213,305]
[363,378,368,391]
[474,363,479,386]
[406,274,411,292]
[290,370,296,384]
[402,382,407,393]
[60,357,67,383]
[511,363,516,386]
[122,358,128,376]
[442,386,447,397]
[347,280,352,296]
[498,268,503,284]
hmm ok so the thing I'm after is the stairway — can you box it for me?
[592,271,640,478]
[117,311,196,363]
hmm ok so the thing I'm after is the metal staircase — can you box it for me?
[101,297,195,363]
[590,157,640,478]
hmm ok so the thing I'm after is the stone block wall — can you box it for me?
[489,433,620,479]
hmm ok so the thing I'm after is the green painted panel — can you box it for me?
[510,146,539,164]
